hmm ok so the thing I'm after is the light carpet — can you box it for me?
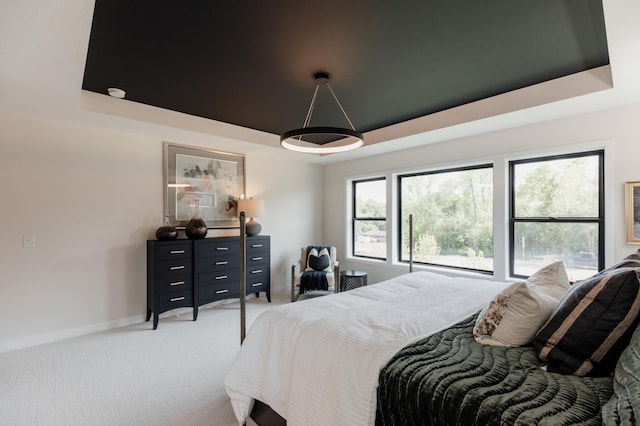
[0,291,288,426]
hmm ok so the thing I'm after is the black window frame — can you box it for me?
[352,177,387,260]
[509,149,605,279]
[397,163,494,274]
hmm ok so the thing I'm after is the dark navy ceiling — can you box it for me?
[82,1,609,137]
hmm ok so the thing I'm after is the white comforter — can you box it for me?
[224,271,511,426]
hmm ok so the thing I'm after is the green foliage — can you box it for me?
[401,167,494,262]
[414,232,440,262]
[461,248,493,270]
[356,198,385,218]
[513,156,600,258]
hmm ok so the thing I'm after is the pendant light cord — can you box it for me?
[326,83,357,131]
[302,84,320,129]
[300,80,356,131]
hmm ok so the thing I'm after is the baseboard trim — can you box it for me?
[0,314,146,354]
[0,294,270,354]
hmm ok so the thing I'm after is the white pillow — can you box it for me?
[525,260,570,300]
[473,261,570,347]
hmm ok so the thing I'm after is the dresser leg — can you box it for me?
[153,314,158,330]
[146,308,152,322]
[267,290,271,303]
[193,306,198,321]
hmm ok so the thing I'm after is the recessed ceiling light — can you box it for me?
[107,87,126,99]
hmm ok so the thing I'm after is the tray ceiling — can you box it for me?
[82,1,609,142]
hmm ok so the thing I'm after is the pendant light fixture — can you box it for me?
[280,72,364,154]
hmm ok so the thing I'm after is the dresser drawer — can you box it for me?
[199,279,240,304]
[199,269,241,289]
[155,276,193,293]
[246,272,268,293]
[247,238,268,253]
[246,252,268,267]
[154,242,193,260]
[155,258,193,277]
[247,264,267,277]
[197,252,239,273]
[157,289,193,311]
[196,239,240,257]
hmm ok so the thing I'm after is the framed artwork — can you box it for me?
[163,143,245,229]
[625,181,640,244]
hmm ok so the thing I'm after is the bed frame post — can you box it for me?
[409,214,414,273]
[240,212,246,344]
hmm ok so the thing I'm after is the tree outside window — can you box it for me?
[510,150,603,281]
[399,165,493,272]
[353,178,386,259]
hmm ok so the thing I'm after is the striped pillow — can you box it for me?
[534,267,640,376]
[598,248,640,274]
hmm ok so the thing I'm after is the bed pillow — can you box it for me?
[473,262,569,347]
[525,261,571,300]
[305,248,331,272]
[534,267,640,376]
[598,248,640,275]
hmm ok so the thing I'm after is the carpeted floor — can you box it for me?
[0,291,288,426]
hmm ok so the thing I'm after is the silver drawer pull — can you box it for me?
[216,247,229,251]
[215,261,228,265]
[170,265,185,270]
[251,282,262,287]
[169,281,185,286]
[251,244,263,248]
[170,296,185,302]
[251,257,263,261]
[215,289,229,294]
[170,250,185,254]
[252,269,263,274]
[215,275,228,280]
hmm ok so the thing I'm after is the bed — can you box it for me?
[224,263,640,425]
[224,271,512,425]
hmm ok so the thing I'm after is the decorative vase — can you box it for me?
[185,199,207,239]
[155,216,178,240]
[245,218,262,236]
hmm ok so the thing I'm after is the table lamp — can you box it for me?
[237,198,265,236]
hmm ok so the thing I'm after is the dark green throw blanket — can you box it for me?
[300,271,329,293]
[376,315,614,426]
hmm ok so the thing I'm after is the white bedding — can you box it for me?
[224,271,511,426]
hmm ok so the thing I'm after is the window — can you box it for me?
[510,150,604,281]
[353,178,386,259]
[398,165,493,272]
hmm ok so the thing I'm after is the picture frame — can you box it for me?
[163,143,245,229]
[625,181,640,244]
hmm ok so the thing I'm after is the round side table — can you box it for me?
[340,270,367,291]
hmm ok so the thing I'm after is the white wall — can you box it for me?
[0,110,323,352]
[324,102,640,284]
[5,101,640,352]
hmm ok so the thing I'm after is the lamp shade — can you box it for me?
[237,198,265,218]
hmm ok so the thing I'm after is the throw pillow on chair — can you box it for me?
[306,248,331,272]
